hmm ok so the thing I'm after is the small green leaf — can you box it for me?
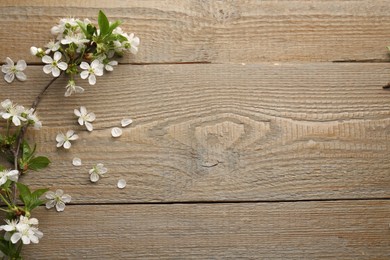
[87,23,97,36]
[107,20,122,35]
[76,21,88,37]
[28,156,51,171]
[32,188,49,199]
[98,10,110,37]
[16,182,31,203]
[0,165,5,171]
[29,188,49,210]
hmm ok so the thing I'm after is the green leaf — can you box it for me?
[98,10,110,37]
[29,188,49,210]
[16,182,31,203]
[28,156,51,171]
[87,23,97,36]
[76,21,89,37]
[107,20,122,36]
[32,188,49,199]
[0,165,5,171]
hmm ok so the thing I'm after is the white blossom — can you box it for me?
[0,169,18,186]
[10,216,42,245]
[65,80,84,97]
[104,60,118,71]
[42,51,68,77]
[51,18,79,38]
[89,163,107,182]
[60,32,89,46]
[126,33,140,54]
[45,40,60,54]
[1,102,27,126]
[1,57,27,83]
[56,130,79,149]
[26,108,42,130]
[80,60,104,85]
[45,189,71,212]
[74,106,96,131]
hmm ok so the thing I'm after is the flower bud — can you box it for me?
[30,46,44,57]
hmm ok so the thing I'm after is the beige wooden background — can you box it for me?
[1,0,390,259]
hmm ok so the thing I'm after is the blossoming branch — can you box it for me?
[0,10,138,258]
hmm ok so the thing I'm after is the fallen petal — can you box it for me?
[121,118,133,127]
[111,127,122,137]
[117,179,127,189]
[72,157,82,166]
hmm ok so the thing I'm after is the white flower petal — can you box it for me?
[43,65,52,74]
[42,55,53,64]
[57,62,68,71]
[56,140,64,147]
[78,117,84,126]
[55,189,64,197]
[5,57,14,66]
[90,172,99,182]
[52,67,60,77]
[61,194,72,203]
[80,106,87,115]
[1,64,10,73]
[21,236,31,245]
[10,233,21,244]
[45,191,55,199]
[53,51,62,61]
[55,201,66,212]
[117,179,127,189]
[4,73,14,83]
[72,157,82,166]
[85,122,93,132]
[15,71,27,81]
[121,118,133,127]
[74,109,81,117]
[15,60,27,71]
[88,74,96,85]
[87,112,96,121]
[56,133,65,142]
[111,127,122,137]
[80,62,89,70]
[68,134,79,141]
[63,141,71,149]
[66,130,75,137]
[80,70,89,79]
[94,68,103,76]
[45,200,56,209]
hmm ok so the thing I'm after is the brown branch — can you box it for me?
[12,73,62,203]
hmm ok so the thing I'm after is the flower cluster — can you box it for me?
[0,216,43,245]
[31,12,140,96]
[0,10,137,258]
[0,99,42,129]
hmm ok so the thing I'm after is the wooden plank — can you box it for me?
[20,201,390,259]
[1,0,390,63]
[1,63,390,203]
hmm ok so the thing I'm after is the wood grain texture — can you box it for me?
[20,201,390,259]
[1,0,390,63]
[1,64,389,203]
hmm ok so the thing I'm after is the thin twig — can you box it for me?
[12,74,62,203]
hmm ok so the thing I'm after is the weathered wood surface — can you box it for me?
[1,0,390,259]
[22,201,390,259]
[1,64,390,203]
[1,0,390,63]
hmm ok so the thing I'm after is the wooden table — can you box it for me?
[1,1,390,258]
